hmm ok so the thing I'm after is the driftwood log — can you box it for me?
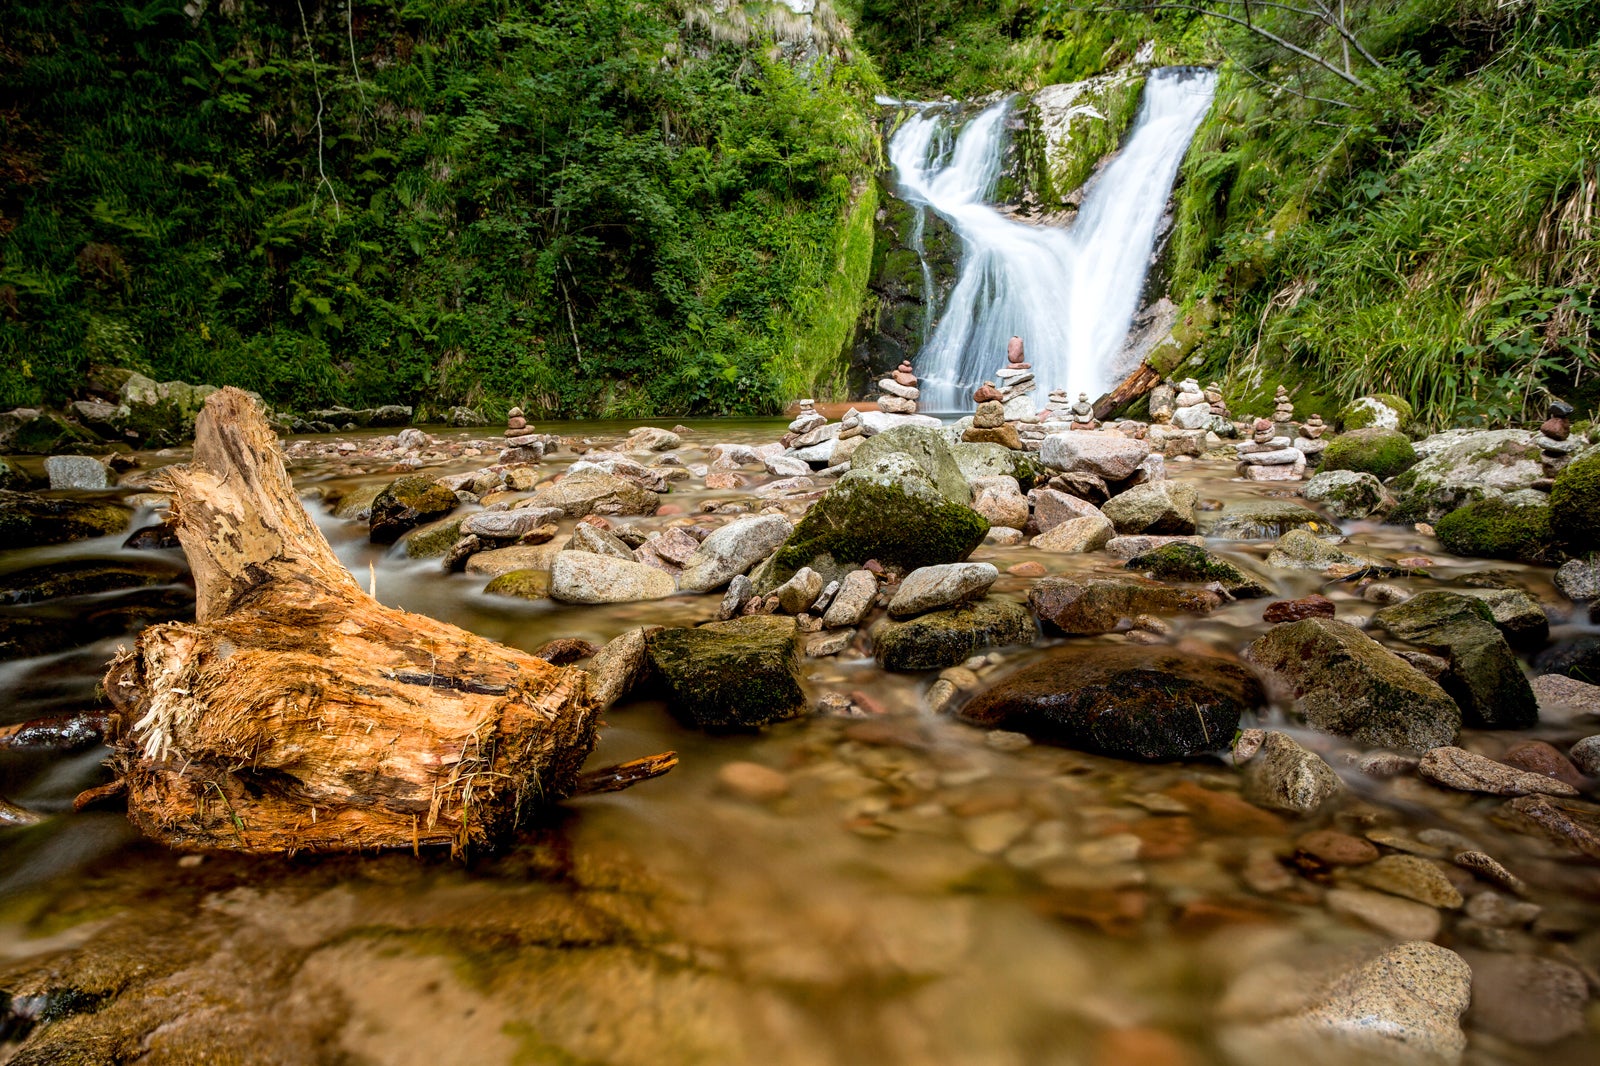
[98,388,617,855]
[1093,361,1162,422]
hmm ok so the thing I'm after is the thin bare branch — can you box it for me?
[1224,44,1353,107]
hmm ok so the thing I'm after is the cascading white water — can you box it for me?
[890,68,1217,411]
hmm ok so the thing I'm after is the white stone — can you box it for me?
[549,552,675,604]
[44,455,111,490]
[677,514,794,592]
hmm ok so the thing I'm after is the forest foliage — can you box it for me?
[0,0,880,417]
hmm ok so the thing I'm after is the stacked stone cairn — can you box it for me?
[877,362,920,415]
[1535,400,1579,489]
[505,406,536,441]
[1170,378,1211,430]
[782,399,855,470]
[1205,382,1229,418]
[500,405,553,461]
[1294,412,1328,464]
[1271,386,1296,436]
[1066,392,1099,431]
[788,399,826,436]
[964,386,1022,450]
[996,336,1038,424]
[1236,416,1307,481]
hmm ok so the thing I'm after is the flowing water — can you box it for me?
[892,68,1217,410]
[2,423,1599,1064]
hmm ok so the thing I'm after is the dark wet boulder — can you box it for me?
[1028,575,1219,636]
[1125,543,1273,598]
[872,598,1035,671]
[1246,617,1460,753]
[0,585,195,661]
[1371,591,1537,729]
[123,518,181,550]
[0,490,132,549]
[0,558,186,605]
[754,453,988,591]
[0,407,102,455]
[368,476,458,544]
[0,457,27,489]
[1100,480,1198,535]
[1456,587,1549,649]
[646,615,805,729]
[957,645,1261,760]
[1535,636,1600,686]
[1204,500,1335,541]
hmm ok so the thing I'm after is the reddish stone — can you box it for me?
[1502,740,1587,789]
[1162,780,1285,836]
[579,515,613,529]
[1006,561,1047,578]
[1263,595,1336,624]
[1092,1028,1195,1066]
[849,688,890,716]
[1540,416,1571,442]
[656,504,684,516]
[1041,888,1149,937]
[1130,815,1196,860]
[1174,896,1279,933]
[1294,828,1379,865]
[1007,336,1025,364]
[973,382,1002,403]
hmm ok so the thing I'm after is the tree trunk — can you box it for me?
[1093,362,1162,422]
[99,387,604,855]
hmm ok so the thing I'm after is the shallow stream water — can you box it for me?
[2,418,1598,1065]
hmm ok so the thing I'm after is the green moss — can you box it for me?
[0,490,132,549]
[1549,452,1600,557]
[482,569,551,600]
[872,598,1035,672]
[1125,543,1272,597]
[646,615,804,729]
[1435,497,1552,562]
[777,180,879,403]
[405,516,466,559]
[1322,429,1418,480]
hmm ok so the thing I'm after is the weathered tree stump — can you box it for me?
[98,388,607,855]
[1093,362,1162,422]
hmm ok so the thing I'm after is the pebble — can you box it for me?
[984,730,1032,752]
[1353,751,1419,778]
[1354,854,1463,908]
[1570,734,1600,776]
[1240,732,1343,816]
[1005,561,1047,577]
[1294,829,1379,866]
[1325,887,1442,940]
[1453,850,1527,896]
[716,761,790,802]
[1363,829,1447,858]
[1464,891,1541,928]
[1418,745,1580,797]
[1360,582,1412,605]
[963,810,1032,855]
[1501,740,1587,789]
[1464,951,1591,1046]
[1232,728,1265,763]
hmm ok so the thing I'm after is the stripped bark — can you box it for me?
[95,388,613,855]
[1093,361,1162,421]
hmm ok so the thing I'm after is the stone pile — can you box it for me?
[1066,392,1099,431]
[963,397,1021,450]
[504,406,537,442]
[1236,417,1307,481]
[1535,400,1580,489]
[1171,378,1211,430]
[1294,412,1328,463]
[995,337,1038,424]
[788,399,826,436]
[1272,385,1295,435]
[1205,381,1229,418]
[877,362,920,415]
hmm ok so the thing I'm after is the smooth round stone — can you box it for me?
[1295,829,1379,866]
[716,761,791,802]
[1326,887,1442,940]
[1354,854,1464,909]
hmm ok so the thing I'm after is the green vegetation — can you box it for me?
[1322,427,1417,479]
[0,1,879,417]
[1549,452,1600,558]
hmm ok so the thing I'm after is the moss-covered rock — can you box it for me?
[482,568,550,599]
[1336,394,1413,433]
[950,441,1040,489]
[0,490,132,549]
[958,645,1260,760]
[404,516,466,559]
[849,425,971,504]
[1435,496,1551,562]
[0,457,26,489]
[1302,470,1389,520]
[872,597,1035,671]
[1126,543,1273,598]
[755,452,988,591]
[1371,591,1537,729]
[1387,429,1543,523]
[1264,528,1410,574]
[368,476,458,544]
[1549,451,1600,557]
[1029,575,1219,635]
[1205,500,1334,541]
[1322,428,1418,480]
[646,615,805,729]
[1456,587,1549,649]
[330,482,386,521]
[0,408,102,455]
[1245,617,1460,753]
[0,558,184,604]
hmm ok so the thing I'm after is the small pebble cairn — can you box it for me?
[1205,381,1229,418]
[1065,392,1099,431]
[1295,412,1328,462]
[1236,416,1307,481]
[1170,378,1213,430]
[877,362,920,415]
[1535,400,1579,488]
[504,406,536,442]
[788,399,827,436]
[1271,385,1296,435]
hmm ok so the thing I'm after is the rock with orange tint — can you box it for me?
[1093,1027,1195,1066]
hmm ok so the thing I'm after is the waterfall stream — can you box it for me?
[890,67,1217,412]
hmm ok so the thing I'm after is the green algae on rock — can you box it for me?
[849,425,972,504]
[1124,543,1272,598]
[958,644,1260,760]
[1322,428,1418,480]
[404,516,467,559]
[1434,495,1551,562]
[1371,591,1538,729]
[1549,451,1600,557]
[1336,394,1413,433]
[368,476,458,544]
[0,490,132,549]
[647,615,805,729]
[872,598,1034,672]
[482,568,552,600]
[1205,500,1333,541]
[0,558,184,604]
[1029,575,1219,635]
[1246,617,1460,753]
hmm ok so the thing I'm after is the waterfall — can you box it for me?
[890,67,1217,412]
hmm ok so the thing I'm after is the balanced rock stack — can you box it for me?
[1205,382,1229,417]
[1236,417,1307,481]
[877,362,920,415]
[964,389,1022,450]
[1170,379,1211,430]
[789,399,826,436]
[1294,412,1328,463]
[505,406,536,441]
[1066,392,1099,431]
[784,399,848,466]
[995,336,1038,423]
[1536,400,1580,487]
[1272,386,1296,434]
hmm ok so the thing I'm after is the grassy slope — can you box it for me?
[0,0,880,418]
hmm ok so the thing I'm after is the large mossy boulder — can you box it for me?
[1302,470,1389,520]
[116,373,220,446]
[0,490,132,549]
[1246,617,1460,753]
[872,597,1035,671]
[755,452,988,591]
[368,476,458,544]
[1125,542,1273,598]
[1336,394,1413,433]
[1550,452,1600,557]
[1205,500,1334,541]
[1387,429,1543,523]
[1371,591,1537,729]
[0,408,102,455]
[958,645,1261,760]
[1435,495,1551,562]
[1029,575,1219,635]
[850,425,971,503]
[1322,428,1418,480]
[646,615,805,729]
[950,441,1040,488]
[1101,481,1198,535]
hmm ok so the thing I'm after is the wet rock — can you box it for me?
[873,598,1035,672]
[1125,543,1273,598]
[462,508,562,541]
[1303,470,1389,519]
[950,440,1038,485]
[717,761,790,802]
[1371,591,1537,729]
[44,455,111,490]
[1454,587,1549,648]
[525,470,659,518]
[804,629,853,657]
[821,569,878,628]
[1325,887,1442,941]
[1533,673,1600,721]
[1029,513,1115,552]
[566,522,638,561]
[969,475,1029,529]
[1355,854,1463,908]
[1418,746,1577,797]
[1296,829,1379,865]
[1100,480,1198,535]
[549,552,675,604]
[1029,575,1219,635]
[0,584,195,660]
[1265,528,1394,572]
[1039,431,1150,480]
[1030,487,1104,532]
[1323,427,1420,480]
[1206,500,1334,541]
[849,424,971,503]
[123,517,180,550]
[1554,557,1600,602]
[0,489,132,549]
[1388,428,1543,522]
[647,615,805,729]
[586,626,653,708]
[403,516,466,558]
[1263,595,1336,623]
[771,566,824,614]
[624,426,681,452]
[1500,740,1586,789]
[888,562,998,618]
[0,456,26,489]
[1535,634,1600,684]
[1453,851,1526,896]
[753,453,988,591]
[482,568,551,599]
[1245,618,1461,753]
[958,645,1261,759]
[369,476,458,544]
[1463,952,1589,1046]
[1434,495,1552,563]
[1571,735,1600,776]
[0,558,182,604]
[635,528,700,573]
[676,514,793,592]
[0,406,101,453]
[1103,534,1205,559]
[1241,732,1344,815]
[1498,794,1600,859]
